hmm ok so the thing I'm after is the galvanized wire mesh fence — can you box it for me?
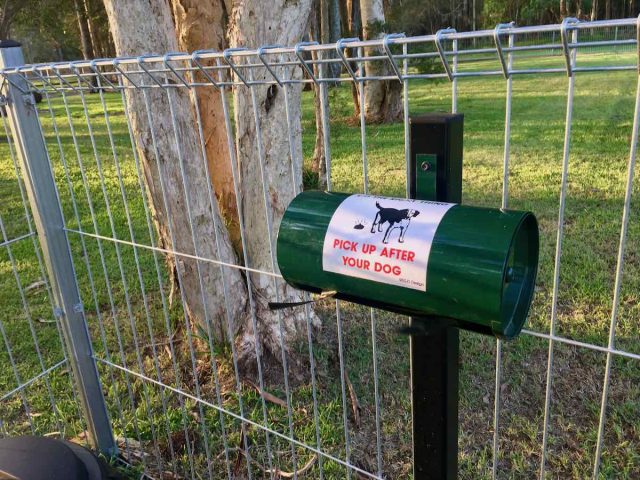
[1,16,639,479]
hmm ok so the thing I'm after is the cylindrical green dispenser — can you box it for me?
[276,191,539,339]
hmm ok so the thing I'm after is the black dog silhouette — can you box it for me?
[370,202,420,244]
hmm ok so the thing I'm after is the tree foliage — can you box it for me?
[384,0,638,34]
[3,0,112,63]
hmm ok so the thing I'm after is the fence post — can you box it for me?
[0,41,117,455]
[408,113,463,479]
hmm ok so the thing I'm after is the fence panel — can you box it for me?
[1,17,639,480]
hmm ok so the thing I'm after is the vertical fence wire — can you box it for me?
[283,55,326,479]
[92,74,182,476]
[0,108,71,438]
[403,43,410,199]
[492,30,515,480]
[114,77,192,480]
[1,107,59,334]
[216,58,277,477]
[28,93,93,447]
[315,46,353,478]
[592,37,640,478]
[143,73,233,478]
[357,43,385,479]
[0,74,97,450]
[0,246,35,434]
[73,76,167,472]
[1,105,53,388]
[38,89,134,459]
[50,79,151,463]
[245,59,299,478]
[81,74,169,474]
[0,213,63,434]
[165,83,226,480]
[139,74,218,479]
[452,39,458,113]
[187,65,249,480]
[539,25,579,480]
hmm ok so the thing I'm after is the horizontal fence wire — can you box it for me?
[0,17,638,95]
[0,16,639,480]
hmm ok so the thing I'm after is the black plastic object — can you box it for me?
[0,40,21,48]
[0,436,113,479]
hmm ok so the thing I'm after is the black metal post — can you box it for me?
[409,113,463,479]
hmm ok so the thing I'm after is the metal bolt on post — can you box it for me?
[0,41,116,455]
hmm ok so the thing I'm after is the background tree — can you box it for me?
[309,0,330,188]
[360,0,402,123]
[346,0,363,117]
[385,0,457,35]
[11,0,81,61]
[9,0,113,62]
[73,0,93,59]
[0,0,31,39]
[346,0,362,36]
[170,0,320,366]
[83,0,114,58]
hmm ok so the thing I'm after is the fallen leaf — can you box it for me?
[245,379,287,408]
[273,454,317,478]
[25,280,46,293]
[345,370,361,427]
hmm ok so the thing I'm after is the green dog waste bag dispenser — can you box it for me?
[276,191,539,339]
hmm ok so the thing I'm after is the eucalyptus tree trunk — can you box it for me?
[170,0,242,251]
[82,0,102,57]
[227,0,320,366]
[0,2,25,40]
[73,0,94,60]
[311,71,329,190]
[103,0,248,344]
[329,0,343,78]
[360,0,402,123]
[347,0,362,117]
[310,0,328,188]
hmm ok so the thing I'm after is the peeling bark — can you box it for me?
[171,0,242,252]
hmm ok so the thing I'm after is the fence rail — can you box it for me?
[0,17,638,95]
[1,16,639,480]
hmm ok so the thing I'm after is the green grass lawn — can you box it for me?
[1,50,639,479]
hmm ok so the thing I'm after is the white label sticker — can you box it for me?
[322,194,454,291]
